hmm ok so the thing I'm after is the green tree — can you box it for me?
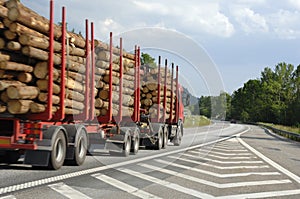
[140,53,156,69]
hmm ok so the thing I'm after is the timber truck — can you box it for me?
[0,0,185,169]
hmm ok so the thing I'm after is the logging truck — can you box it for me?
[0,0,185,169]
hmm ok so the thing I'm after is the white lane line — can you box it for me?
[138,163,291,188]
[218,189,300,199]
[118,168,214,199]
[188,150,255,160]
[195,149,251,156]
[168,156,270,169]
[48,182,92,199]
[0,127,251,196]
[0,196,16,199]
[237,135,300,184]
[92,173,162,199]
[180,153,264,164]
[155,159,281,178]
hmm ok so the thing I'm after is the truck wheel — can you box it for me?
[162,130,168,149]
[154,128,163,150]
[73,129,88,166]
[49,130,66,170]
[131,135,139,155]
[173,123,182,146]
[122,135,131,157]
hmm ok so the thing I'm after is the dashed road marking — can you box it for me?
[188,150,255,159]
[195,149,251,156]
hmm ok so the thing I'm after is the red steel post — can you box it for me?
[46,0,54,120]
[83,19,90,121]
[89,22,95,120]
[169,63,174,123]
[156,56,161,122]
[108,32,113,122]
[133,45,138,122]
[118,38,123,123]
[163,59,167,122]
[56,6,66,120]
[137,46,141,121]
[174,65,179,123]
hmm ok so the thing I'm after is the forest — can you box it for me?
[198,62,300,127]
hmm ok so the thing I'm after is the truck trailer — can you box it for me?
[0,0,185,169]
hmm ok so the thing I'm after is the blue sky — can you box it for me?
[22,0,300,97]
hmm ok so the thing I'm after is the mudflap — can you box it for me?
[105,134,125,153]
[24,150,50,167]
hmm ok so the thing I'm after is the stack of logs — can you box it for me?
[93,42,136,117]
[0,0,89,115]
[141,67,176,119]
[0,0,137,117]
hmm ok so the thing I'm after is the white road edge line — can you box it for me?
[92,173,162,199]
[0,196,16,199]
[138,163,291,188]
[0,126,251,195]
[237,134,300,184]
[48,182,92,199]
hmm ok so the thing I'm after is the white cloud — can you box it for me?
[132,0,235,38]
[288,0,300,10]
[231,7,268,34]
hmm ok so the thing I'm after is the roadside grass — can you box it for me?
[259,122,300,134]
[184,115,211,128]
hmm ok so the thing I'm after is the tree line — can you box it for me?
[199,62,300,127]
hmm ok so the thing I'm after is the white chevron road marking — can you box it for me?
[188,150,255,159]
[92,173,162,199]
[155,159,281,178]
[168,156,270,169]
[138,163,291,188]
[48,182,92,199]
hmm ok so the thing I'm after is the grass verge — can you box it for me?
[259,122,300,134]
[184,115,210,128]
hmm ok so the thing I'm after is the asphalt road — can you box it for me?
[0,122,300,198]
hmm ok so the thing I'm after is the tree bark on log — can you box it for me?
[0,104,6,113]
[1,91,9,103]
[0,61,33,72]
[6,85,39,99]
[19,33,62,52]
[38,92,60,104]
[22,46,61,65]
[7,41,22,51]
[36,79,60,94]
[0,79,24,91]
[0,4,8,18]
[9,22,47,39]
[7,99,32,114]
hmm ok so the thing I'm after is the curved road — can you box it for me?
[0,122,299,198]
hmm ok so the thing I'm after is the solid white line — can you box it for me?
[188,150,255,159]
[155,159,281,178]
[0,127,251,195]
[168,156,270,169]
[237,135,300,184]
[195,148,251,156]
[48,182,92,199]
[218,189,300,199]
[92,173,161,199]
[118,168,215,199]
[180,153,264,164]
[138,163,291,188]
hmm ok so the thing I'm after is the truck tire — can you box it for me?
[48,130,66,170]
[162,129,168,149]
[72,129,88,166]
[131,131,140,155]
[154,127,163,150]
[122,135,131,157]
[173,122,183,146]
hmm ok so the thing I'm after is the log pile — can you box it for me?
[140,67,177,119]
[93,40,136,117]
[0,0,87,115]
